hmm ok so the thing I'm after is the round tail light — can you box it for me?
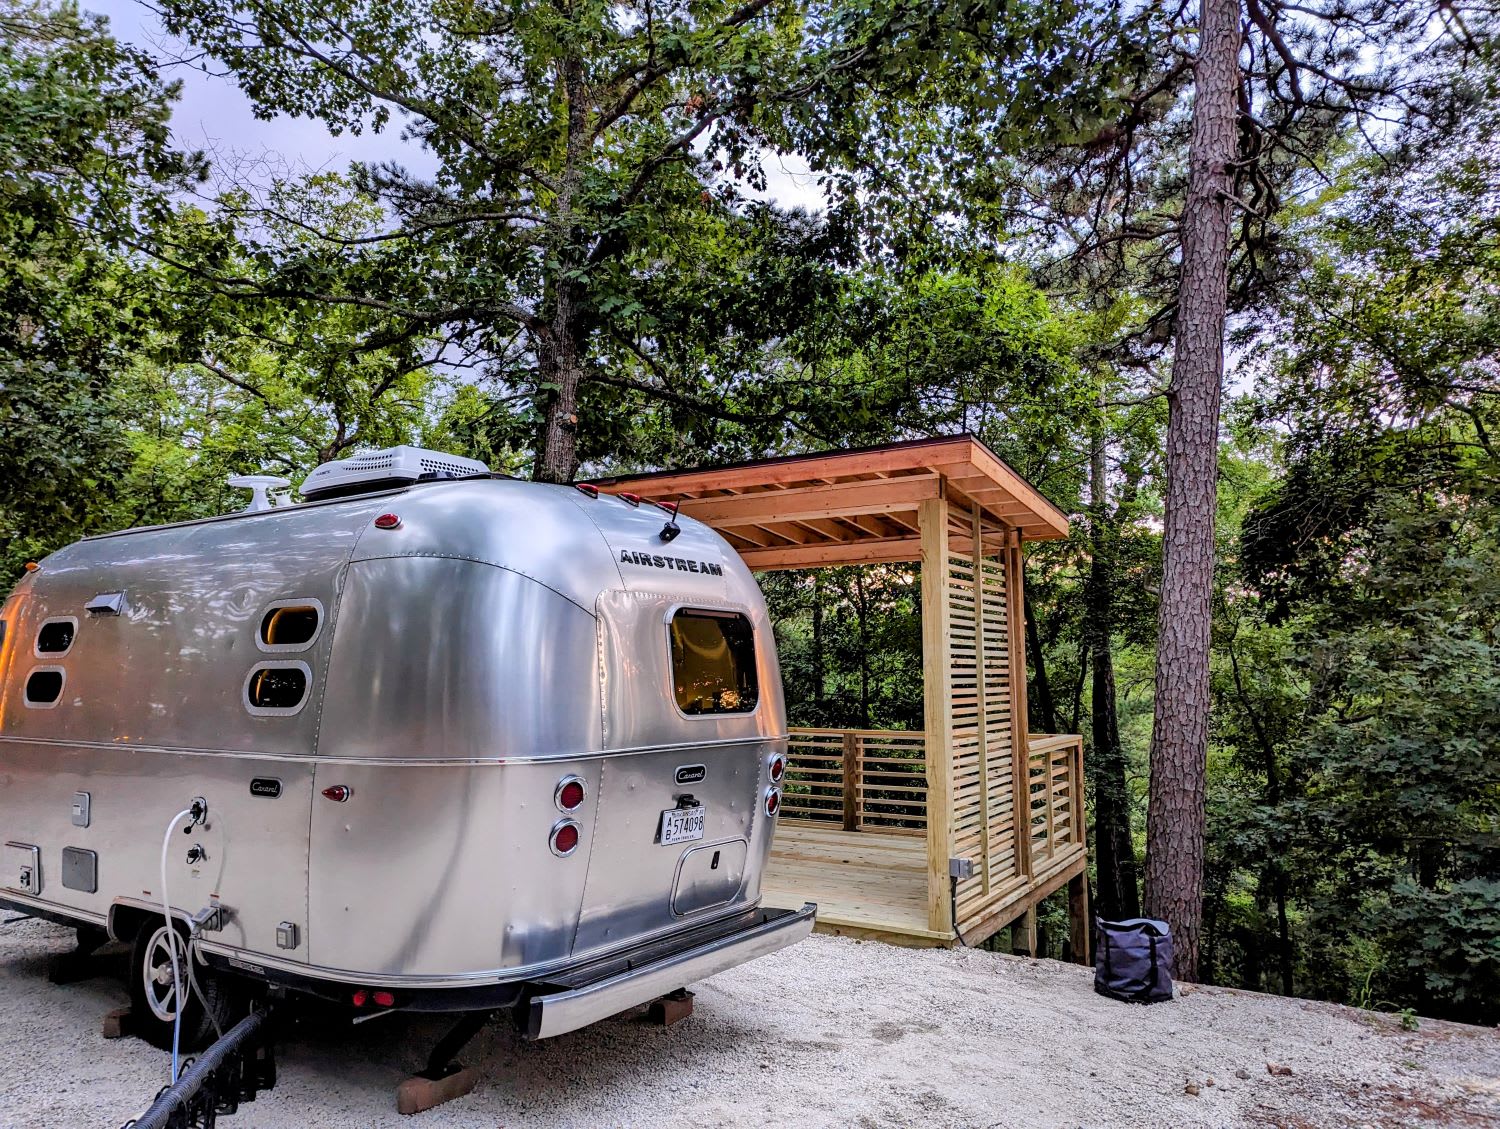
[764,788,781,818]
[555,775,586,812]
[769,755,786,784]
[550,819,581,857]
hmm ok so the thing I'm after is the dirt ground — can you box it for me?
[0,916,1495,1128]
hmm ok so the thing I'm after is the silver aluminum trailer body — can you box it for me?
[0,477,811,1039]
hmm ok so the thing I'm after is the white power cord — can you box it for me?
[159,806,195,1083]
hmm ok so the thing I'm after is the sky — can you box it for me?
[84,0,828,210]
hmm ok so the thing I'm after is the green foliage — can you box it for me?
[0,17,456,579]
[118,177,452,523]
[1205,80,1500,1019]
[0,0,205,576]
[1281,498,1500,1022]
[154,0,1072,477]
[764,565,923,732]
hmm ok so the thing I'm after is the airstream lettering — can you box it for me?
[620,550,724,574]
[0,445,814,1052]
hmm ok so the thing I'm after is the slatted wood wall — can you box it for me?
[944,529,1031,931]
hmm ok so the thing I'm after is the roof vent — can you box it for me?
[299,446,490,501]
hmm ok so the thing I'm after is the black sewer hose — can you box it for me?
[121,1009,272,1129]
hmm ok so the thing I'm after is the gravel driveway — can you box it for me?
[0,916,1495,1127]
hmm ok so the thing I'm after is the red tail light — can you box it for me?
[619,492,641,507]
[769,755,786,784]
[373,513,401,529]
[372,990,396,1008]
[351,989,369,1007]
[550,819,581,857]
[555,775,586,812]
[765,788,781,817]
[575,483,600,498]
[322,785,352,803]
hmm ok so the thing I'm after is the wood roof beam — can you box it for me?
[740,537,922,572]
[677,474,940,528]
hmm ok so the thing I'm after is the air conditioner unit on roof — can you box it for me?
[299,445,490,501]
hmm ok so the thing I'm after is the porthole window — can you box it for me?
[256,599,323,652]
[35,617,77,656]
[244,662,311,716]
[668,609,759,716]
[24,667,65,708]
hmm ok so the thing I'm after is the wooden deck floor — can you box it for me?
[761,821,954,945]
[762,819,1091,948]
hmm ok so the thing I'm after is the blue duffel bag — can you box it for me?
[1095,917,1175,1004]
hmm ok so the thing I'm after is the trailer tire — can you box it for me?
[127,920,239,1052]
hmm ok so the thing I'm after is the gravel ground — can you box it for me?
[1,917,1496,1128]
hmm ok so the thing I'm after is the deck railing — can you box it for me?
[781,727,1086,940]
[1026,733,1086,865]
[783,728,929,832]
[783,728,1085,863]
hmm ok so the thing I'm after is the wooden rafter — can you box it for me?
[589,434,1070,553]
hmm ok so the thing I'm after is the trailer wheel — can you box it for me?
[127,920,238,1052]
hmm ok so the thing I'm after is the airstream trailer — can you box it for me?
[0,446,814,1052]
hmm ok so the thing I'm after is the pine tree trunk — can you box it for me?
[1086,416,1140,920]
[1141,0,1239,982]
[1023,585,1059,735]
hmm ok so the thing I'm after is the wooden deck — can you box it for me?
[763,730,1090,949]
[763,818,1088,948]
[761,822,949,945]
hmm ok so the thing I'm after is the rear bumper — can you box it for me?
[525,902,816,1039]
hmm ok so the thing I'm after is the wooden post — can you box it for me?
[1004,531,1034,883]
[971,504,992,893]
[1007,534,1033,751]
[1068,873,1092,966]
[919,494,954,936]
[1042,747,1057,861]
[1071,735,1085,848]
[1013,906,1038,957]
[841,730,860,831]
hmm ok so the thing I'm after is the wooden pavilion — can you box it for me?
[592,434,1089,956]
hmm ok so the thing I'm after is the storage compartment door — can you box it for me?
[672,840,748,916]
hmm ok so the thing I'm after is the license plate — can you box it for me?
[660,805,706,845]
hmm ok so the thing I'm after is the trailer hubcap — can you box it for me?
[142,925,187,1023]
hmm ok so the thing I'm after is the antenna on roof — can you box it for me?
[227,474,292,513]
